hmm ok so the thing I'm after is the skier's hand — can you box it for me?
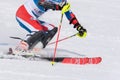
[76,26,87,38]
[61,3,70,14]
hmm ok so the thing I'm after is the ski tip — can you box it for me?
[88,57,102,64]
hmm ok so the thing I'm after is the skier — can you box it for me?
[15,0,87,51]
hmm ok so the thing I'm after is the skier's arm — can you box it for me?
[55,2,87,38]
[65,11,80,28]
[38,1,87,37]
[63,9,87,37]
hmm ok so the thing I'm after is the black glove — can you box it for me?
[76,25,87,38]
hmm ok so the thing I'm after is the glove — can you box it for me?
[76,26,87,38]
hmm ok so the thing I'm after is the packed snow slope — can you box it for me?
[0,0,120,80]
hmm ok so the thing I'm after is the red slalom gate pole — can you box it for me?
[51,14,64,65]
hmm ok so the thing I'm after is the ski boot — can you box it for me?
[26,27,58,50]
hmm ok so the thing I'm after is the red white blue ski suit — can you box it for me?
[16,0,79,33]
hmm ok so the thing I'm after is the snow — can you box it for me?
[0,0,120,80]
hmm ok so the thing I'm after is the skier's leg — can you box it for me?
[15,5,44,51]
[24,20,58,49]
[15,5,58,50]
[16,18,57,50]
[16,5,45,33]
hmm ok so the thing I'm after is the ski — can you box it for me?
[42,57,102,65]
[0,53,102,65]
[0,47,102,65]
[0,51,102,65]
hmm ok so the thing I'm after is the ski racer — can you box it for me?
[15,0,87,51]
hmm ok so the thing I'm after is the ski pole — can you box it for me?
[48,33,78,45]
[51,14,64,65]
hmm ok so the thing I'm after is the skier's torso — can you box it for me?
[24,0,67,18]
[24,0,46,18]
